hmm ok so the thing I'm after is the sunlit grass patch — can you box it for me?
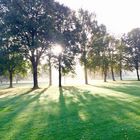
[0,81,140,140]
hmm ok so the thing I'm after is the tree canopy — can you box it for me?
[0,0,140,87]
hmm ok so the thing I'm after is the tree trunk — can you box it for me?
[119,60,123,80]
[104,69,107,82]
[120,69,123,80]
[59,55,62,87]
[48,55,52,86]
[9,71,13,88]
[32,62,39,89]
[136,68,140,81]
[111,66,115,81]
[84,62,88,84]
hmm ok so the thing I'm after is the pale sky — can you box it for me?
[56,0,140,36]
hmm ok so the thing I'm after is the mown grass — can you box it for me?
[0,81,140,140]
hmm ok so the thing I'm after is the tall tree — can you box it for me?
[52,6,81,87]
[0,10,27,88]
[125,28,140,81]
[89,24,109,82]
[0,38,27,88]
[1,0,55,89]
[108,36,117,81]
[78,9,98,84]
[115,38,127,80]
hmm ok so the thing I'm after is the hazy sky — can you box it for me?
[56,0,140,36]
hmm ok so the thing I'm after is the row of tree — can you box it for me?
[0,0,140,88]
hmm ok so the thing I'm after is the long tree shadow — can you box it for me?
[0,89,33,108]
[33,87,84,140]
[88,81,140,98]
[41,86,50,94]
[59,87,67,118]
[0,87,51,140]
[0,86,50,108]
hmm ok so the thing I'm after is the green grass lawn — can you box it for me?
[0,81,140,140]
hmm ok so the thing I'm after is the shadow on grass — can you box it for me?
[41,86,50,94]
[0,86,140,140]
[0,87,50,133]
[88,80,140,98]
[35,86,140,139]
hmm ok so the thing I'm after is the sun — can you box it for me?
[52,44,63,56]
